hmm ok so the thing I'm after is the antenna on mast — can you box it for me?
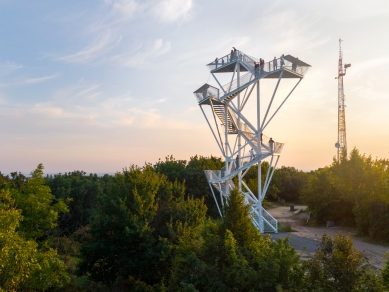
[335,38,351,161]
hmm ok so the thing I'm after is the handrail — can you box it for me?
[197,51,309,104]
[207,50,309,77]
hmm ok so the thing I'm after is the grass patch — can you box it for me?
[278,224,296,232]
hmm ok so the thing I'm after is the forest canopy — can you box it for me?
[1,151,389,291]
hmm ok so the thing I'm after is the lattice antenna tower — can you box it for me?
[335,39,351,161]
[193,49,311,233]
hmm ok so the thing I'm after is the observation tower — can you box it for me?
[193,50,311,233]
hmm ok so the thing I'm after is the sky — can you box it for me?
[1,0,389,174]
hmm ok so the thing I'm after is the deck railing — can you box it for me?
[207,50,309,77]
[262,207,278,233]
[194,86,220,103]
[221,72,253,94]
[242,125,284,155]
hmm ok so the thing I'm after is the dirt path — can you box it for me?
[268,205,389,270]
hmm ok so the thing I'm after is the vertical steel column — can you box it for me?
[257,80,263,233]
[237,62,242,192]
[224,100,229,196]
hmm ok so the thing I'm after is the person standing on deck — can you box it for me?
[280,54,285,68]
[254,62,259,77]
[292,62,297,72]
[273,57,277,70]
[260,58,264,74]
[269,138,275,152]
[249,148,255,161]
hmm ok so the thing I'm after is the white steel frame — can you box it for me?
[194,51,310,233]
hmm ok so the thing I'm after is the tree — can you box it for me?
[154,155,187,183]
[78,165,207,289]
[274,166,308,202]
[7,164,68,240]
[303,234,383,291]
[0,188,70,291]
[184,155,224,218]
[46,171,104,235]
[301,167,349,224]
[169,188,304,291]
[383,252,389,288]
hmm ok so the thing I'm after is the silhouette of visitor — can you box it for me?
[280,54,285,68]
[249,148,255,161]
[269,138,274,152]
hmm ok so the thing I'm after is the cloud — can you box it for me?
[24,73,58,84]
[29,103,74,119]
[0,62,23,76]
[348,56,389,75]
[57,31,122,63]
[75,85,102,100]
[151,0,192,23]
[112,38,171,67]
[104,0,138,20]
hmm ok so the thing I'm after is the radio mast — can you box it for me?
[335,39,351,161]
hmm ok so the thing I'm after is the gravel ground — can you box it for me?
[265,205,389,269]
[270,232,318,253]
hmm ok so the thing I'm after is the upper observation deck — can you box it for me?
[207,50,311,78]
[194,50,311,104]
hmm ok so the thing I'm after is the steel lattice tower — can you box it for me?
[335,39,351,161]
[193,50,311,233]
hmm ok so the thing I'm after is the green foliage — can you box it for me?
[383,253,389,288]
[169,188,304,292]
[5,164,68,240]
[46,170,104,235]
[154,155,224,218]
[3,154,389,290]
[78,165,207,289]
[301,167,350,224]
[303,234,383,292]
[154,155,187,183]
[274,166,308,202]
[221,188,258,246]
[302,148,389,241]
[0,186,70,291]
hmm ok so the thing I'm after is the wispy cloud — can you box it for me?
[104,0,139,20]
[112,38,171,67]
[0,73,58,87]
[151,0,193,23]
[29,103,74,119]
[0,62,23,76]
[349,56,389,75]
[74,85,102,100]
[24,73,58,84]
[57,31,122,63]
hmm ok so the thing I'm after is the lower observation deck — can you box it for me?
[204,143,283,184]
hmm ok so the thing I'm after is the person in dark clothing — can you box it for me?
[235,155,240,170]
[280,54,285,67]
[254,62,259,76]
[269,138,274,152]
[260,58,265,74]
